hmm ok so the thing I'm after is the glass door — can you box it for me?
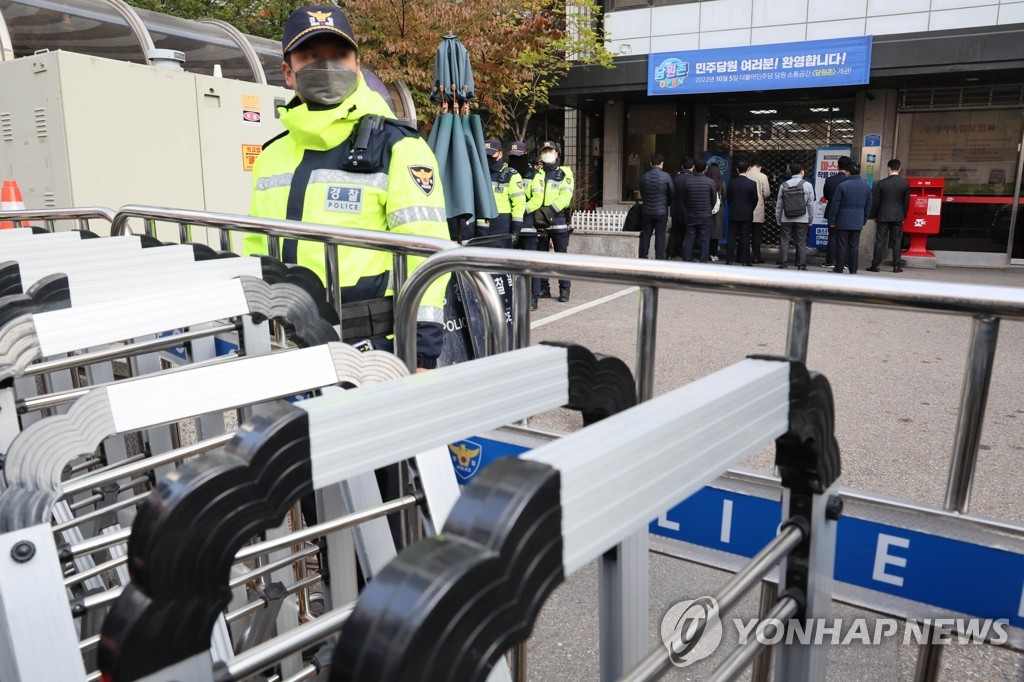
[1010,124,1024,264]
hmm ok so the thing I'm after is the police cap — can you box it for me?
[283,5,359,55]
[540,140,561,155]
[509,140,528,157]
[484,138,502,156]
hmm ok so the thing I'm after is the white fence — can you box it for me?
[570,210,627,232]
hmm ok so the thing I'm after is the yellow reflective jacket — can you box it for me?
[244,78,450,365]
[527,165,574,231]
[489,164,526,234]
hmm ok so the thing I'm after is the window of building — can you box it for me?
[898,108,1023,253]
[623,103,680,200]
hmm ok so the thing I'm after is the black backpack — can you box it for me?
[780,179,808,218]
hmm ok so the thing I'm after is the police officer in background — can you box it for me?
[483,139,526,248]
[527,140,574,304]
[244,5,449,371]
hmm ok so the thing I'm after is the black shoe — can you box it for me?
[797,265,807,270]
[539,289,552,299]
[742,262,753,267]
[777,264,788,269]
[893,266,903,273]
[558,290,570,303]
[531,297,538,311]
[752,259,765,264]
[866,266,880,272]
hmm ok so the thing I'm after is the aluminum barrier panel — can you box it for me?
[393,247,1024,681]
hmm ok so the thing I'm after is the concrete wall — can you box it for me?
[606,0,1024,56]
[568,230,639,259]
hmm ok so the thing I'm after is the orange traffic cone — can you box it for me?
[1,180,29,229]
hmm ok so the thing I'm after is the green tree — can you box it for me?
[477,0,613,142]
[341,0,612,134]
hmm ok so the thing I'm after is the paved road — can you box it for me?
[519,261,1024,681]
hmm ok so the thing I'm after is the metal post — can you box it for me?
[513,275,531,350]
[748,297,815,682]
[749,582,779,682]
[635,287,658,402]
[598,285,657,681]
[179,222,192,243]
[391,253,408,299]
[325,243,343,325]
[914,315,1000,681]
[785,300,812,362]
[510,642,527,682]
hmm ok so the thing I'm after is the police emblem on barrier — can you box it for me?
[307,10,334,26]
[448,440,482,481]
[408,165,435,196]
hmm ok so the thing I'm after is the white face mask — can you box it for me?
[541,152,557,164]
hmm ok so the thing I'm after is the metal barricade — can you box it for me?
[394,247,1024,681]
[0,206,116,232]
[109,204,507,359]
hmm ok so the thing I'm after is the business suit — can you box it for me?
[725,174,759,265]
[826,174,872,275]
[869,172,911,272]
[668,171,691,259]
[822,172,849,267]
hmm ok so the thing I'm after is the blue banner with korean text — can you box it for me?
[648,36,872,96]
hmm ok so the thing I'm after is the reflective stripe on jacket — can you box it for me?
[527,165,574,230]
[244,79,450,363]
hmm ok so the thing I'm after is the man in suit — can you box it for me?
[680,158,718,263]
[639,152,674,260]
[725,159,760,266]
[868,159,911,273]
[744,157,771,263]
[668,158,694,260]
[821,156,851,268]
[826,163,872,275]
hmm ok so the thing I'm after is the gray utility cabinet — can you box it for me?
[0,49,290,242]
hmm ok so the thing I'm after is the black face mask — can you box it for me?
[488,157,504,172]
[509,155,528,171]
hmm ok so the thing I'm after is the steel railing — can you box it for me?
[394,247,1024,681]
[0,207,116,232]
[109,205,508,362]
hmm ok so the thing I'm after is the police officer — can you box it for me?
[527,140,574,303]
[483,139,526,249]
[243,5,449,371]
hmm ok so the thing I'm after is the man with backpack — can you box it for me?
[775,162,816,270]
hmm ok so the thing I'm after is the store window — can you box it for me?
[899,109,1023,253]
[623,102,679,200]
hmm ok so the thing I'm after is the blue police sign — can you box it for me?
[651,487,1024,629]
[648,36,872,96]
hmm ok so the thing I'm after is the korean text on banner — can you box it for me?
[648,36,872,96]
[810,145,852,249]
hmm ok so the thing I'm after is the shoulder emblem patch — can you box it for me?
[408,165,435,196]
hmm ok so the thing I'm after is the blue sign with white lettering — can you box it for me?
[650,488,1024,628]
[648,36,872,96]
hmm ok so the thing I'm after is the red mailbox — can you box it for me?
[903,178,944,258]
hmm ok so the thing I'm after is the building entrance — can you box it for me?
[706,100,855,246]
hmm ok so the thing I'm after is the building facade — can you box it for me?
[553,1,1024,265]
